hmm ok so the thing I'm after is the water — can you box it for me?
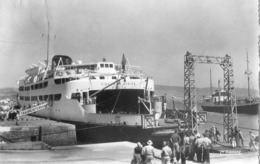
[198,112,259,145]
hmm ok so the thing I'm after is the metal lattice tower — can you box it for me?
[184,51,238,142]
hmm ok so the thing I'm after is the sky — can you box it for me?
[0,0,259,90]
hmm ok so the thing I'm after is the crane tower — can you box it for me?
[184,51,238,142]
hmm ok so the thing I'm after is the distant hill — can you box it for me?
[155,84,259,99]
[0,87,18,99]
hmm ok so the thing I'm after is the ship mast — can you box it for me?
[245,52,252,99]
[210,69,213,95]
[46,21,50,68]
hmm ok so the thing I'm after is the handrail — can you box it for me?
[19,102,49,116]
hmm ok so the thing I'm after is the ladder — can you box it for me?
[19,102,49,116]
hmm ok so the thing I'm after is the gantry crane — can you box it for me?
[184,51,238,142]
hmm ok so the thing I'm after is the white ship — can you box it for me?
[18,54,155,120]
[17,55,179,145]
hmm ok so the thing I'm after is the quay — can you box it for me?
[0,141,257,163]
[0,115,76,149]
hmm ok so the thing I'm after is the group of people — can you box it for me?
[131,129,213,164]
[177,130,212,164]
[202,126,221,144]
[131,140,156,164]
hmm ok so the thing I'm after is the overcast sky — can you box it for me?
[0,0,259,90]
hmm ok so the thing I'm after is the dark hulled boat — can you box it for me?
[201,89,259,114]
[201,53,259,115]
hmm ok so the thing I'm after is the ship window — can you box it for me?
[54,79,62,84]
[109,64,113,68]
[62,78,66,84]
[44,95,48,101]
[39,83,43,89]
[31,96,38,101]
[130,76,140,79]
[100,76,105,79]
[20,96,24,100]
[25,96,30,101]
[54,94,62,101]
[90,76,96,79]
[49,94,53,101]
[25,86,30,91]
[39,95,43,101]
[66,78,70,82]
[105,64,108,68]
[100,64,104,68]
[31,85,34,90]
[19,86,24,91]
[90,64,97,70]
[35,84,39,89]
[112,76,116,79]
[43,81,48,88]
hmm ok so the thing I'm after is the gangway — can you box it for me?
[19,102,50,116]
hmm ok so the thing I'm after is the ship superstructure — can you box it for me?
[17,55,184,145]
[18,55,155,122]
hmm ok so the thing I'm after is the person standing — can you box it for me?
[142,140,155,164]
[238,130,244,147]
[195,136,203,162]
[188,133,196,161]
[132,142,143,164]
[249,131,257,151]
[216,128,221,142]
[230,128,236,147]
[161,141,172,164]
[183,133,190,158]
[210,125,217,144]
[170,130,181,163]
[234,126,239,147]
[202,135,212,164]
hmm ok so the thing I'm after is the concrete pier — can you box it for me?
[0,141,257,163]
[0,115,76,149]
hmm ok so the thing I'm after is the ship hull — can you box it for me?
[201,102,259,115]
[75,122,179,149]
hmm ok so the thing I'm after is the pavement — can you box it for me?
[0,141,258,164]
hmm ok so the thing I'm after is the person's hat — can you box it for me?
[195,134,201,138]
[162,141,167,146]
[137,142,142,147]
[147,140,153,145]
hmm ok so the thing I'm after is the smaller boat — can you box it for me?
[201,54,259,115]
[201,86,259,114]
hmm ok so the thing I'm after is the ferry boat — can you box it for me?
[17,54,181,145]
